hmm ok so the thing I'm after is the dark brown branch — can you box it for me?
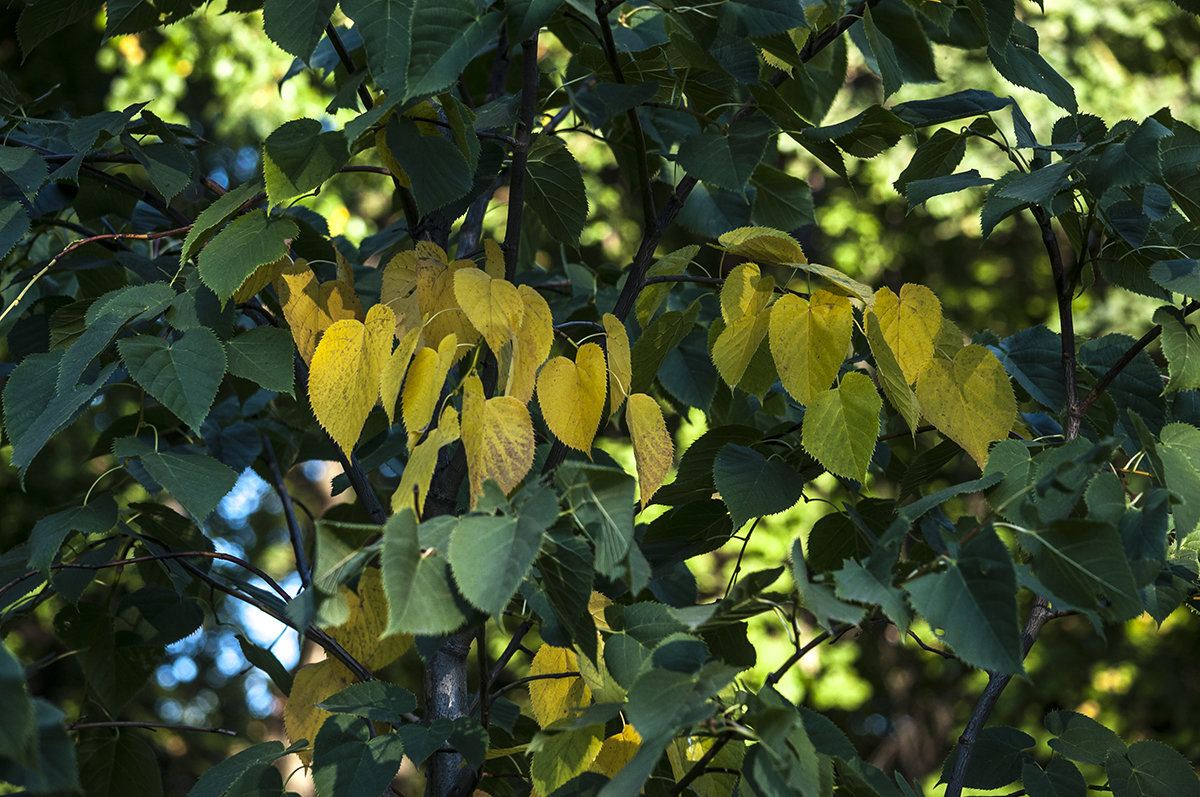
[641,274,726,288]
[487,671,582,701]
[595,0,655,230]
[1030,205,1080,439]
[1076,300,1200,417]
[502,35,540,282]
[68,720,237,736]
[944,597,1057,797]
[907,629,955,659]
[667,737,731,796]
[262,435,310,591]
[324,24,374,111]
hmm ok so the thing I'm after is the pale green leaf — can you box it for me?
[801,372,882,481]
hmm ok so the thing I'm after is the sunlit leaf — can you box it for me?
[603,313,632,416]
[770,289,853,404]
[462,374,535,504]
[626,393,674,508]
[308,304,395,455]
[915,345,1017,468]
[873,284,942,384]
[801,372,882,481]
[537,343,607,452]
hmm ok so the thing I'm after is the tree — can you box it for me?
[2,0,1200,795]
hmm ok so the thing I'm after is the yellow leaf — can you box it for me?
[602,313,632,416]
[483,238,505,279]
[327,566,412,670]
[462,374,535,506]
[717,225,808,265]
[865,311,922,433]
[719,262,775,323]
[415,243,479,352]
[873,284,943,384]
[453,268,524,357]
[309,309,394,455]
[915,344,1017,468]
[274,258,326,363]
[380,249,420,338]
[401,333,458,446]
[391,406,460,517]
[590,724,641,777]
[528,645,591,727]
[506,285,553,403]
[712,314,771,388]
[537,342,607,452]
[380,327,421,426]
[626,393,674,508]
[319,279,363,324]
[769,289,853,404]
[284,659,353,762]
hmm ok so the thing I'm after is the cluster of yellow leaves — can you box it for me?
[251,241,672,512]
[714,227,1017,473]
[284,568,411,762]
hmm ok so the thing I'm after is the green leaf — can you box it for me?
[318,681,418,722]
[631,302,699,393]
[57,283,177,393]
[555,462,636,582]
[792,541,864,631]
[712,444,805,530]
[28,495,118,575]
[124,134,192,202]
[895,129,966,194]
[862,4,905,97]
[891,89,1012,127]
[833,559,912,631]
[448,486,556,615]
[225,326,296,395]
[406,1,501,100]
[1106,740,1200,797]
[1020,520,1142,620]
[236,635,294,696]
[866,312,922,432]
[1079,334,1166,439]
[340,0,414,97]
[1022,759,1087,797]
[180,180,263,265]
[716,0,807,36]
[0,201,31,262]
[751,164,815,230]
[0,643,36,767]
[263,118,349,208]
[536,533,598,661]
[905,524,1023,674]
[942,727,1034,790]
[995,161,1075,207]
[676,116,775,193]
[0,146,48,199]
[988,26,1077,112]
[17,0,97,56]
[384,115,473,215]
[801,372,882,481]
[1154,305,1200,392]
[996,325,1067,411]
[134,450,239,521]
[118,328,227,432]
[381,511,470,636]
[1046,710,1127,766]
[526,133,588,245]
[1159,422,1200,539]
[263,0,337,60]
[1149,259,1200,299]
[197,209,299,303]
[803,105,914,159]
[906,171,993,208]
[78,729,163,797]
[312,715,406,797]
[0,700,80,793]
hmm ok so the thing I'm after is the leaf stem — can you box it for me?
[262,434,311,591]
[67,720,237,736]
[324,23,374,111]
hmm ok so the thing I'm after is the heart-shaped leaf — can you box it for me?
[916,345,1016,467]
[537,342,607,452]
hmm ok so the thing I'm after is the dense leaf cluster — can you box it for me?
[2,1,1200,796]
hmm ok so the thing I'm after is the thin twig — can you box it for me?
[641,274,726,288]
[1031,205,1080,439]
[68,720,237,737]
[478,625,489,729]
[488,671,582,701]
[907,629,954,659]
[262,435,311,591]
[1076,300,1200,418]
[595,0,655,230]
[324,24,374,111]
[502,35,540,282]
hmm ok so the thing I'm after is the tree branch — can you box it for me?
[1030,205,1081,439]
[324,24,374,111]
[595,0,655,230]
[1076,300,1200,418]
[945,597,1057,797]
[262,434,311,591]
[502,35,540,282]
[68,720,237,736]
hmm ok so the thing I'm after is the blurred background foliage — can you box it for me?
[3,0,1200,791]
